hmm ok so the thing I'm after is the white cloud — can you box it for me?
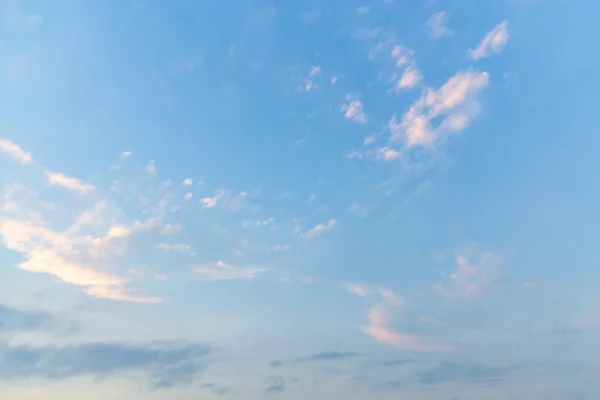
[122,151,132,157]
[0,200,163,303]
[435,244,502,298]
[147,160,157,174]
[331,77,337,85]
[201,196,218,208]
[200,189,247,211]
[45,172,95,194]
[349,287,452,351]
[302,219,337,239]
[242,217,274,228]
[389,70,489,149]
[469,21,509,60]
[308,65,321,77]
[182,178,193,186]
[0,138,32,164]
[341,96,367,124]
[195,260,265,280]
[364,134,377,145]
[157,243,193,254]
[395,65,422,89]
[343,282,371,297]
[427,11,452,39]
[184,192,193,200]
[376,147,401,161]
[390,45,421,91]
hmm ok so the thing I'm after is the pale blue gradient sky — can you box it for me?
[1,0,599,399]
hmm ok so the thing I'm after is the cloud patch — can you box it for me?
[195,260,265,280]
[469,21,509,60]
[426,11,452,39]
[44,172,95,194]
[0,340,212,388]
[0,138,32,164]
[341,96,367,124]
[346,285,451,351]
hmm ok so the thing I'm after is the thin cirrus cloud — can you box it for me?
[346,285,452,351]
[301,219,337,239]
[435,245,502,299]
[44,171,95,194]
[195,260,265,280]
[426,11,452,39]
[390,45,422,90]
[0,340,212,388]
[0,188,163,303]
[388,70,489,150]
[469,21,510,60]
[341,95,367,124]
[0,138,32,164]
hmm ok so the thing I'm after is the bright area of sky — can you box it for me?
[1,0,599,399]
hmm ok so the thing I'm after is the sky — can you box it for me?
[0,0,599,399]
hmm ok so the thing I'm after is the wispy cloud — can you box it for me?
[388,70,489,150]
[182,178,193,186]
[0,195,162,303]
[435,244,502,299]
[343,282,371,297]
[242,217,274,228]
[346,285,451,351]
[157,243,194,254]
[195,260,265,280]
[469,21,509,60]
[0,138,32,164]
[200,189,247,211]
[426,11,452,39]
[0,340,211,388]
[390,45,422,91]
[147,160,157,174]
[44,172,95,194]
[301,219,337,239]
[341,96,367,124]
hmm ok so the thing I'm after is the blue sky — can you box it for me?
[1,0,599,398]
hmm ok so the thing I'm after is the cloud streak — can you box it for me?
[0,340,212,388]
[195,260,265,280]
[0,138,32,164]
[45,172,95,194]
[469,21,509,60]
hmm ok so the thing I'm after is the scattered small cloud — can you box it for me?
[390,45,421,90]
[0,138,32,164]
[147,160,157,174]
[435,244,502,299]
[343,282,371,297]
[427,11,452,39]
[341,95,367,124]
[388,70,489,150]
[469,21,509,60]
[301,219,337,239]
[346,286,451,351]
[44,172,95,194]
[157,243,193,254]
[184,192,193,200]
[195,260,265,280]
[242,217,274,228]
[182,178,193,186]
